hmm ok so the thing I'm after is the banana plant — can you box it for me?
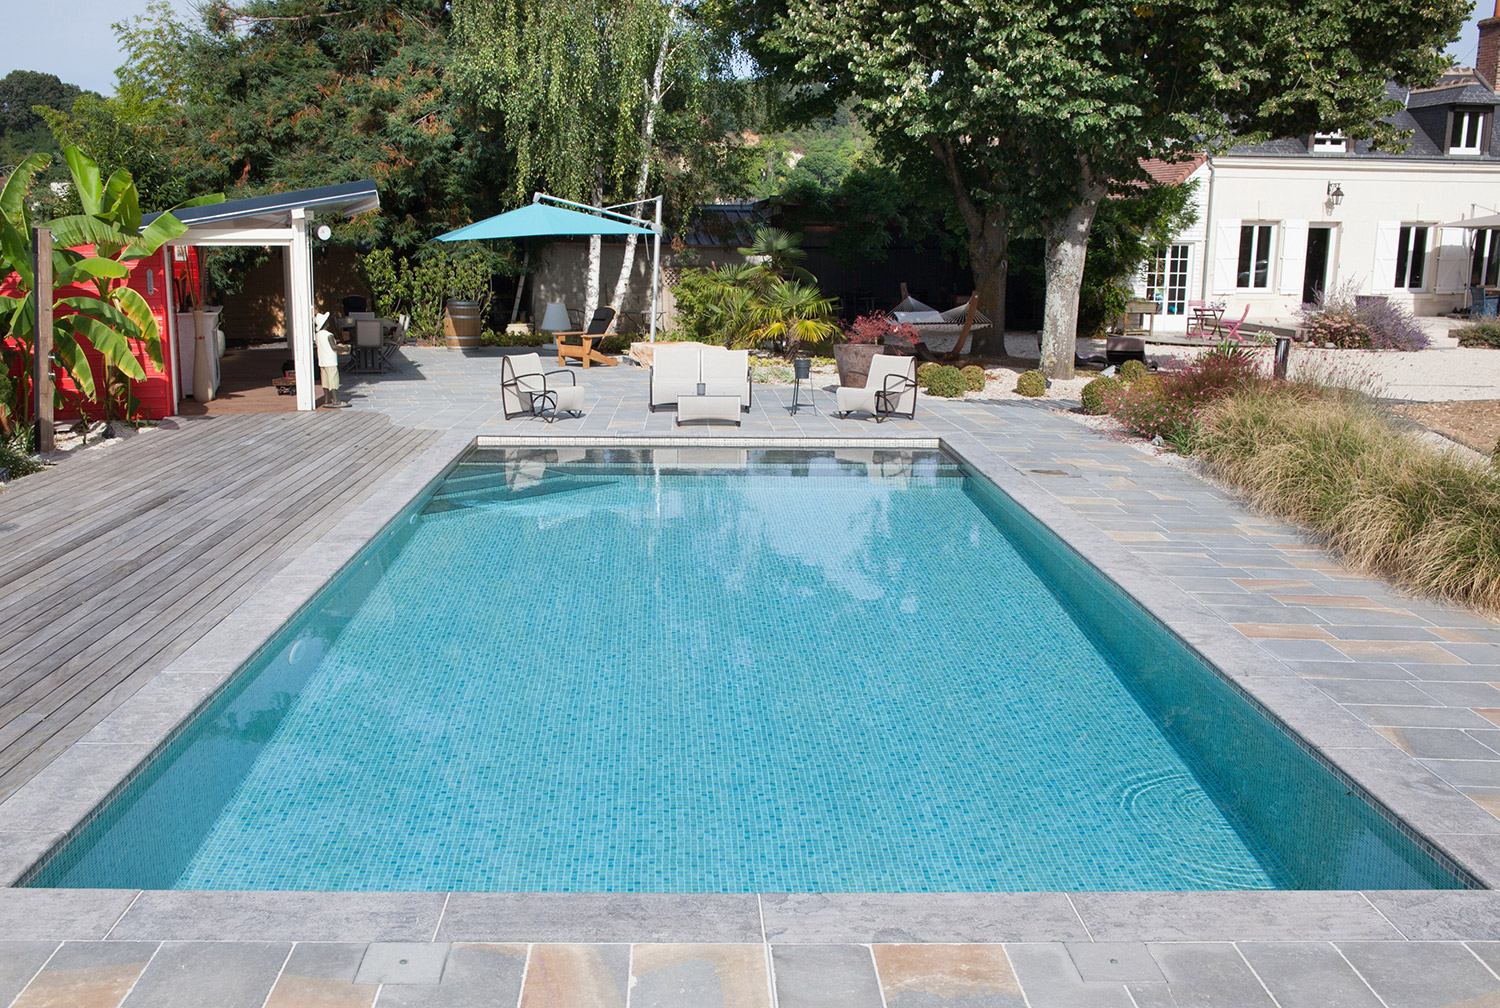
[0,147,222,425]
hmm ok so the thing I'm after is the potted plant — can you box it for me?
[835,314,920,387]
[442,250,492,350]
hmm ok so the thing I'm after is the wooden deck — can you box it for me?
[0,411,438,802]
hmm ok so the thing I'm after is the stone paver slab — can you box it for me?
[0,943,61,1007]
[1064,942,1163,983]
[1337,941,1500,1008]
[1069,892,1400,942]
[1145,943,1278,1006]
[1005,944,1132,1008]
[1235,942,1384,1008]
[373,944,526,1008]
[437,894,761,943]
[759,893,1086,943]
[118,941,289,1008]
[630,943,770,1008]
[263,943,377,1008]
[871,944,1023,1007]
[10,941,156,1008]
[110,891,445,942]
[0,891,138,941]
[518,944,628,1008]
[770,945,883,1008]
[1363,890,1500,940]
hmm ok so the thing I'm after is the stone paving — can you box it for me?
[4,344,1500,1005]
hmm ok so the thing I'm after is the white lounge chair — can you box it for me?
[649,344,707,410]
[834,354,917,422]
[649,343,752,412]
[699,348,752,412]
[500,352,584,422]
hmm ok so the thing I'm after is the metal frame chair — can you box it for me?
[500,353,582,422]
[834,354,918,423]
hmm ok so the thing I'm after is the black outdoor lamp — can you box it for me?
[1326,182,1345,207]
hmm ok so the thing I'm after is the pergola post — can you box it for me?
[288,209,316,411]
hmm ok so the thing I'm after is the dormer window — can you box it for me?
[1312,132,1347,152]
[1449,109,1489,155]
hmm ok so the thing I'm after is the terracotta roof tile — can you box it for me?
[1139,154,1208,186]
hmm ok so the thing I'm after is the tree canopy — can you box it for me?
[763,0,1468,366]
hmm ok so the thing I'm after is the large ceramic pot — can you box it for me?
[833,343,883,388]
[444,299,482,350]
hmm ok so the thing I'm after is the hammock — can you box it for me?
[892,295,991,356]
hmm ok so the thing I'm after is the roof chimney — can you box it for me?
[1480,0,1500,90]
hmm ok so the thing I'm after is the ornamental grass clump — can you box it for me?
[1195,384,1500,613]
[1456,318,1500,348]
[961,365,987,391]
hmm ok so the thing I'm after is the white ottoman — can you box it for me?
[676,394,741,426]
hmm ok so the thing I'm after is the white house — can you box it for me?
[1138,71,1500,331]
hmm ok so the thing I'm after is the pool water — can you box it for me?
[30,447,1465,891]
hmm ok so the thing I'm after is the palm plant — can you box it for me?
[749,279,840,355]
[0,148,220,427]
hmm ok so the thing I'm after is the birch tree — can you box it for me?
[454,0,721,321]
[768,0,1466,374]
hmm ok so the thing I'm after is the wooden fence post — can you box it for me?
[32,226,53,454]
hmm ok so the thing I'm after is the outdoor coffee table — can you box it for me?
[676,394,741,426]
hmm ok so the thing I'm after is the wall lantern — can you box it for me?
[1326,182,1345,207]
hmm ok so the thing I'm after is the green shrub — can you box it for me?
[0,430,44,480]
[923,365,968,397]
[1119,359,1148,382]
[1014,370,1047,397]
[1456,318,1500,348]
[1080,376,1121,415]
[916,361,941,388]
[1196,383,1500,613]
[961,365,988,391]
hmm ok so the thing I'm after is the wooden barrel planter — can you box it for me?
[833,343,882,388]
[444,300,483,350]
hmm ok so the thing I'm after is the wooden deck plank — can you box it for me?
[0,410,439,801]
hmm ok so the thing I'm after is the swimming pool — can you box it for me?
[28,446,1466,891]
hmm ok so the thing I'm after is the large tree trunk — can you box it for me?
[1040,165,1108,380]
[610,21,671,315]
[928,137,1006,356]
[967,213,1007,357]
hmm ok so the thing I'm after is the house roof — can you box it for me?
[143,179,381,230]
[1139,154,1207,186]
[1407,84,1500,109]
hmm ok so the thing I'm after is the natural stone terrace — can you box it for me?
[1,345,1499,1005]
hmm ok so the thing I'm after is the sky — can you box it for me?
[0,0,1494,96]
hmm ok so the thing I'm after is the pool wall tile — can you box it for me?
[1068,892,1401,942]
[0,890,137,940]
[107,891,446,942]
[435,894,763,943]
[759,894,1088,943]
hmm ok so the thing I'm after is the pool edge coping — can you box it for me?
[3,432,1499,944]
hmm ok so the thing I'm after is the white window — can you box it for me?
[1237,224,1275,289]
[1449,109,1488,155]
[1472,229,1500,287]
[1146,245,1190,314]
[1393,225,1429,289]
[1312,132,1347,152]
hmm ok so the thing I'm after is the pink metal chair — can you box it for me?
[1221,305,1252,342]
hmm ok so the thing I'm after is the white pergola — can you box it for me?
[146,180,381,411]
